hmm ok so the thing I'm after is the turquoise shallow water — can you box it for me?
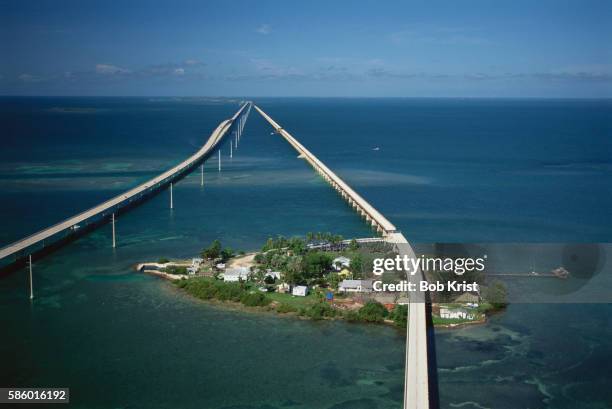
[1,97,611,408]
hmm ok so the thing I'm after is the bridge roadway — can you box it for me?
[254,105,433,409]
[0,102,251,263]
[254,105,397,236]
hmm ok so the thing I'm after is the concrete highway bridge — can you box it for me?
[0,102,251,270]
[1,101,437,409]
[255,105,436,409]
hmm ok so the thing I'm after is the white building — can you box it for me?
[338,279,373,293]
[222,267,250,282]
[292,285,309,297]
[439,307,476,321]
[277,283,290,293]
[332,256,351,271]
[265,270,281,280]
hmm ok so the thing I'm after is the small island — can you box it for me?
[137,233,507,329]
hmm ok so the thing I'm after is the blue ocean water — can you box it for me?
[254,98,612,243]
[1,97,611,408]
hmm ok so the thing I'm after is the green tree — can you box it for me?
[328,272,341,290]
[220,247,234,261]
[288,237,306,254]
[301,302,336,320]
[389,304,408,328]
[253,267,266,284]
[202,240,222,260]
[483,281,507,309]
[284,255,304,285]
[351,254,364,278]
[348,239,359,251]
[262,237,275,252]
[302,251,333,279]
[358,301,388,323]
[240,292,271,307]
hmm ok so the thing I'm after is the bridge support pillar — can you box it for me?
[230,142,233,158]
[170,183,174,209]
[28,254,33,300]
[218,150,221,171]
[112,213,116,248]
[201,165,204,186]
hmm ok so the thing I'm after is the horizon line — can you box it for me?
[1,95,611,100]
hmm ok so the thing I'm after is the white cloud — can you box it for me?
[173,68,185,75]
[95,64,130,75]
[256,24,271,35]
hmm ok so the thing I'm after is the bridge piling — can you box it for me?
[28,254,33,300]
[170,183,174,209]
[200,165,204,186]
[111,213,116,248]
[218,150,221,171]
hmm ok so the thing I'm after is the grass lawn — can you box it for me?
[266,292,319,308]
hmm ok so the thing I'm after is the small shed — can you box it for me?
[277,283,290,293]
[338,279,373,293]
[292,285,309,297]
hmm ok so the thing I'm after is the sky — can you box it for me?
[1,0,611,97]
